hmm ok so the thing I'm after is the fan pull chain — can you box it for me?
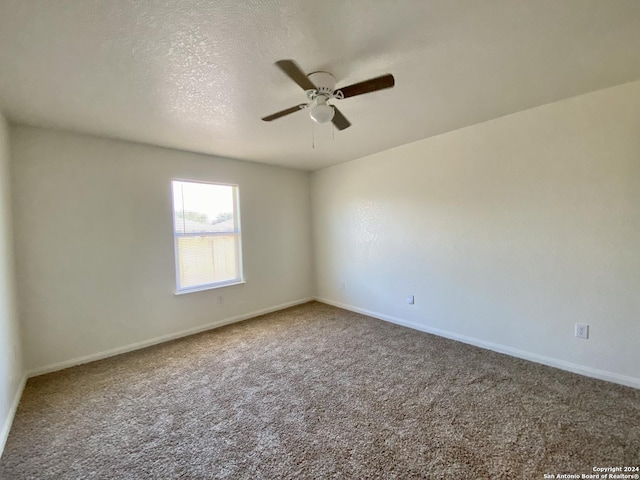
[311,121,315,149]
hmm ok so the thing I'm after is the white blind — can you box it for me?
[172,180,242,292]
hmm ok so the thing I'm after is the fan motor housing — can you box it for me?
[306,71,337,99]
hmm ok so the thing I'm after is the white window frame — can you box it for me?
[172,179,244,294]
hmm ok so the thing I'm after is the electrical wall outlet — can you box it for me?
[575,323,589,339]
[407,295,415,305]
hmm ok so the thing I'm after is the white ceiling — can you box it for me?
[1,1,639,171]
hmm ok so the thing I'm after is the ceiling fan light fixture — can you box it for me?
[309,103,335,124]
[261,59,395,130]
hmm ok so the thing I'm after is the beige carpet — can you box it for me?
[1,301,638,479]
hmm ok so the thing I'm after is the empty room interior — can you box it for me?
[0,1,639,478]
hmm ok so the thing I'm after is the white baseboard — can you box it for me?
[0,373,27,459]
[28,297,313,378]
[316,297,640,390]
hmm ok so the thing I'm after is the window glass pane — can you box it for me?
[176,235,238,288]
[173,181,236,234]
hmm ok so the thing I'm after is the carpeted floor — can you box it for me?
[1,301,638,479]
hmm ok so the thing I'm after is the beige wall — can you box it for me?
[10,127,314,372]
[312,80,640,387]
[0,112,23,451]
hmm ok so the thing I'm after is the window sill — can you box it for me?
[174,280,246,296]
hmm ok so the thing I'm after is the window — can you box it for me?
[172,180,243,293]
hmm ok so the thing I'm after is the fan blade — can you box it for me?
[337,74,395,99]
[331,106,351,130]
[275,60,316,91]
[261,104,306,122]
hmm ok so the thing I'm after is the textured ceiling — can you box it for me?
[1,1,640,171]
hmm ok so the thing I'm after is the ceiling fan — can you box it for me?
[261,59,395,131]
